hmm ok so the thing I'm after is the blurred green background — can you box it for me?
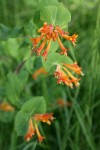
[0,0,100,150]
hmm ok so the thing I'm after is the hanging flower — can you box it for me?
[24,113,54,143]
[34,122,45,143]
[31,22,78,59]
[24,119,35,142]
[32,67,47,80]
[54,62,83,88]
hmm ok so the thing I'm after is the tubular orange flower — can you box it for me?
[57,36,68,56]
[42,39,52,58]
[24,119,35,142]
[31,35,44,47]
[31,22,78,58]
[32,67,47,80]
[0,102,14,111]
[24,113,55,143]
[54,65,73,88]
[62,34,78,46]
[35,38,47,55]
[63,66,81,87]
[34,122,45,143]
[63,62,84,75]
[54,62,83,88]
[33,113,54,125]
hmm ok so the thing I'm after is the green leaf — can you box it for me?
[15,96,46,136]
[39,0,60,8]
[40,5,71,29]
[49,41,59,53]
[33,10,43,28]
[24,56,35,73]
[42,53,73,72]
[21,96,46,114]
[18,69,29,86]
[6,72,23,106]
[0,24,24,40]
[24,20,36,37]
[15,111,29,136]
[33,0,68,28]
[5,39,19,58]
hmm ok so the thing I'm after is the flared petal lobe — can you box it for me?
[33,113,54,125]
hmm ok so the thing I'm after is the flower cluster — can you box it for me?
[54,62,84,88]
[25,113,54,143]
[31,22,78,59]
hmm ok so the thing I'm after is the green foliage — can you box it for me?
[0,111,15,123]
[0,24,24,40]
[6,72,23,107]
[33,0,71,28]
[15,96,46,136]
[0,0,100,150]
[21,96,46,114]
[42,53,73,72]
[15,111,29,136]
[40,5,71,28]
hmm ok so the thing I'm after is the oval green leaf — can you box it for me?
[40,5,71,29]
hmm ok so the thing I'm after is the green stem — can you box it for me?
[9,128,17,150]
[42,79,49,105]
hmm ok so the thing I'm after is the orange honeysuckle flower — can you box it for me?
[42,39,52,58]
[0,102,14,111]
[62,34,78,47]
[35,38,47,55]
[24,113,54,143]
[24,119,35,142]
[33,113,54,125]
[32,67,47,80]
[31,22,78,58]
[57,36,68,56]
[54,62,83,88]
[34,122,45,143]
[63,62,84,75]
[54,65,73,88]
[31,35,44,47]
